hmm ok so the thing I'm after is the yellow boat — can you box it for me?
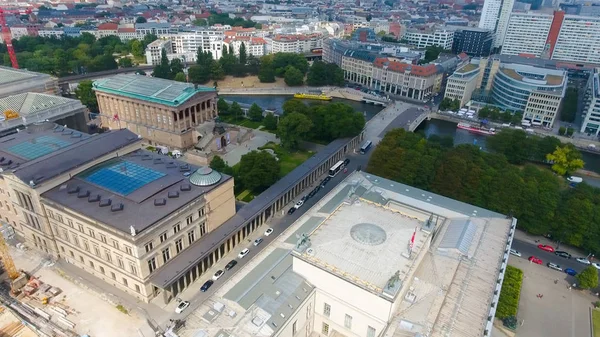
[293,93,332,101]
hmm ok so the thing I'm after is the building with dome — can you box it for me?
[0,121,236,303]
[188,170,516,337]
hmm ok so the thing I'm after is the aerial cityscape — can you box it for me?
[0,0,598,336]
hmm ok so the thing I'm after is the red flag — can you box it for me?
[113,114,120,122]
[409,227,416,249]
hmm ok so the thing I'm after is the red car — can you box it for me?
[537,244,555,253]
[528,256,543,264]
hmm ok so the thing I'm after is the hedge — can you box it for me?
[495,265,523,319]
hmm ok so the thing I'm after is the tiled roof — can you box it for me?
[98,23,118,30]
[118,28,135,33]
[92,74,216,107]
[273,33,322,42]
[373,57,439,77]
[0,93,79,116]
[0,66,51,86]
[224,36,266,45]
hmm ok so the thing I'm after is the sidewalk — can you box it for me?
[513,229,585,258]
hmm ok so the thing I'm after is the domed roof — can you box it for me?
[189,166,222,186]
[350,223,387,246]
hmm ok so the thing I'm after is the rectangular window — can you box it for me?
[99,266,105,274]
[344,314,352,329]
[367,326,376,337]
[200,222,207,236]
[160,232,167,243]
[162,247,171,262]
[72,233,79,246]
[117,256,124,268]
[135,284,141,293]
[105,250,112,263]
[67,219,73,228]
[323,303,331,317]
[186,215,193,225]
[83,240,89,252]
[57,214,63,223]
[198,208,205,218]
[112,240,119,249]
[188,230,196,244]
[89,261,95,269]
[173,223,181,234]
[145,241,154,253]
[79,256,84,263]
[100,234,107,244]
[175,239,183,253]
[124,246,132,255]
[292,321,297,335]
[111,272,116,280]
[78,224,84,232]
[129,262,138,276]
[93,245,100,256]
[322,323,329,336]
[47,210,54,219]
[148,257,157,273]
[62,229,69,241]
[122,278,128,286]
[88,229,95,238]
[69,250,74,258]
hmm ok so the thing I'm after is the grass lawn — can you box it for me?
[219,115,263,129]
[236,189,255,202]
[592,309,600,336]
[259,142,314,177]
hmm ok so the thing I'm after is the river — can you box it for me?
[222,95,600,173]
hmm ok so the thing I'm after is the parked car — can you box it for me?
[576,257,591,265]
[254,238,263,246]
[225,260,237,271]
[509,249,522,257]
[264,228,274,236]
[593,262,600,270]
[212,270,224,281]
[554,251,572,259]
[528,256,543,264]
[308,190,316,198]
[537,244,555,253]
[238,248,250,259]
[200,280,214,292]
[294,200,304,209]
[565,268,577,276]
[343,158,350,166]
[288,207,296,215]
[547,262,562,271]
[175,301,190,313]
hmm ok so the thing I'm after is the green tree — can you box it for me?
[118,57,133,68]
[169,58,184,79]
[210,61,225,80]
[248,103,264,122]
[217,98,229,114]
[74,80,98,112]
[239,42,247,65]
[277,112,313,149]
[306,61,345,87]
[246,54,261,75]
[136,16,147,24]
[152,49,171,79]
[238,150,280,193]
[130,39,144,58]
[284,66,304,86]
[142,33,158,48]
[210,155,231,174]
[174,72,186,82]
[282,99,309,115]
[559,126,566,135]
[263,112,277,130]
[229,101,243,120]
[188,64,210,84]
[219,53,237,75]
[576,266,599,289]
[258,62,276,82]
[559,87,578,123]
[546,145,585,175]
[194,19,208,26]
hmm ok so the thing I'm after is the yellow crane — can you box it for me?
[0,235,19,280]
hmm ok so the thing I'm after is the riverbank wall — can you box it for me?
[218,87,386,104]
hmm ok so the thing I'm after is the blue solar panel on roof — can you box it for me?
[80,160,166,195]
[7,135,72,160]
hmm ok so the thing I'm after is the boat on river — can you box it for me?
[457,122,496,136]
[293,93,332,101]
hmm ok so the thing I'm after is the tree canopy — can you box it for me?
[576,266,598,289]
[74,80,98,113]
[546,144,585,176]
[367,128,600,254]
[306,61,345,87]
[284,66,304,86]
[238,150,280,193]
[248,103,264,122]
[277,112,313,150]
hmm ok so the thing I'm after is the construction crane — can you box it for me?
[0,8,32,69]
[0,235,18,280]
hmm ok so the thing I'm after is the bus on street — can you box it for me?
[329,160,345,177]
[360,140,372,154]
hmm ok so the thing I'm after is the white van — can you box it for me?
[567,176,583,183]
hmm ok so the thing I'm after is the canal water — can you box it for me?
[223,94,600,173]
[418,119,600,173]
[221,95,384,122]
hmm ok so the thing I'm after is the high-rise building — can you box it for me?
[478,0,516,48]
[582,68,600,136]
[502,11,600,65]
[402,27,455,49]
[452,27,494,57]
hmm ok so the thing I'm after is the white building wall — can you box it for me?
[479,0,502,31]
[553,15,600,64]
[501,13,553,57]
[275,291,315,337]
[493,0,516,47]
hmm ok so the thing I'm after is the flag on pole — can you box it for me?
[409,227,417,250]
[113,114,120,122]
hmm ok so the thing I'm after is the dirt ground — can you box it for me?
[9,245,144,337]
[216,75,287,89]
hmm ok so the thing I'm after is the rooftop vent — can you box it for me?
[154,198,166,206]
[142,155,152,161]
[111,203,124,212]
[0,159,12,166]
[62,130,73,135]
[126,136,135,141]
[166,162,177,168]
[180,184,191,191]
[71,133,82,138]
[77,190,90,199]
[179,164,191,172]
[0,157,4,162]
[153,158,163,165]
[99,198,112,207]
[88,194,101,203]
[53,126,64,133]
[33,174,44,182]
[67,185,80,194]
[168,191,179,198]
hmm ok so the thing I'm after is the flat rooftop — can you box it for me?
[43,150,232,234]
[297,201,422,296]
[0,93,85,132]
[0,66,52,86]
[455,63,478,74]
[92,74,216,107]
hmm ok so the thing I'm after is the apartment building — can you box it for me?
[97,23,118,38]
[136,23,173,37]
[0,122,235,303]
[145,39,173,66]
[502,11,600,65]
[444,63,480,107]
[93,75,218,149]
[452,27,494,57]
[479,0,516,48]
[171,30,224,61]
[341,51,442,101]
[402,27,455,49]
[270,33,324,54]
[581,68,600,136]
[224,37,268,57]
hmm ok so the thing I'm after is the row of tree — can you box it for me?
[559,87,578,123]
[367,128,600,254]
[210,151,279,194]
[1,34,158,76]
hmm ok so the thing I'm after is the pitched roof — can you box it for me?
[373,57,439,77]
[98,23,118,30]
